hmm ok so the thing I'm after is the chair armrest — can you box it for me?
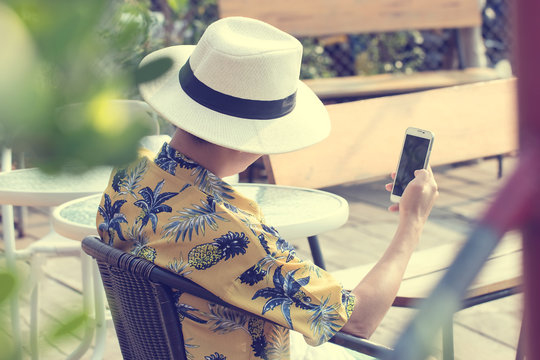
[330,331,393,358]
[149,266,229,306]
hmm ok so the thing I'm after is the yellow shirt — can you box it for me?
[96,143,355,360]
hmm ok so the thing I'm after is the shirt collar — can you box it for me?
[153,142,237,203]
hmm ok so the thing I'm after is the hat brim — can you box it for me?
[138,45,330,154]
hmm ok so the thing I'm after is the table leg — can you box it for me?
[308,235,326,270]
[14,206,27,238]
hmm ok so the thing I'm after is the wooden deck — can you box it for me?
[0,155,522,359]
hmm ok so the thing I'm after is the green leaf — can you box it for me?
[167,0,188,12]
[49,312,88,340]
[0,272,16,305]
[135,56,173,85]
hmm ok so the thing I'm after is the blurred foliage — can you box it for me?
[0,0,169,173]
[0,267,88,359]
[138,0,462,80]
[0,272,15,304]
[351,32,428,75]
[482,0,512,67]
[0,270,16,359]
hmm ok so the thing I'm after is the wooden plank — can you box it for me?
[393,251,522,306]
[303,68,501,100]
[332,232,522,309]
[218,0,481,36]
[264,79,518,189]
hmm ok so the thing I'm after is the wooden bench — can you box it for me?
[263,78,518,189]
[333,233,522,307]
[218,0,502,102]
[332,232,523,358]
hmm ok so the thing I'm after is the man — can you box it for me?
[97,16,438,359]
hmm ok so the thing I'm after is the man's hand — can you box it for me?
[385,167,439,225]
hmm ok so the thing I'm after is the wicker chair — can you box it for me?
[81,235,393,359]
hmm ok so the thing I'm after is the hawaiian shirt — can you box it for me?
[96,143,355,360]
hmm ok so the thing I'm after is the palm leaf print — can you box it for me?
[204,303,249,334]
[167,255,193,277]
[176,303,208,324]
[308,295,342,343]
[239,216,261,237]
[124,224,149,244]
[162,196,228,242]
[238,264,267,286]
[97,193,127,244]
[125,226,157,262]
[155,143,198,175]
[276,237,296,262]
[238,253,285,286]
[134,179,178,232]
[192,167,234,202]
[341,289,356,318]
[204,353,226,360]
[252,266,313,329]
[299,262,323,278]
[116,158,148,199]
[265,326,289,359]
[183,337,199,360]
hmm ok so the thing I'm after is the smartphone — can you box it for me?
[390,127,434,203]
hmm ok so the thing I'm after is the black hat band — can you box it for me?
[178,59,296,120]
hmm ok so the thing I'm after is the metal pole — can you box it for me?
[307,235,326,270]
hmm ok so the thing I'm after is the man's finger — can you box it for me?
[414,169,429,179]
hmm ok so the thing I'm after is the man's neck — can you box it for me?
[168,129,261,178]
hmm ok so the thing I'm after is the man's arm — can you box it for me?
[341,168,438,339]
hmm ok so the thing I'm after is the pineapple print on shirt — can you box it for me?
[188,231,250,270]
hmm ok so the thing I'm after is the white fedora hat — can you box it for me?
[138,16,330,154]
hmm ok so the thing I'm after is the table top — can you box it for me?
[0,167,112,207]
[52,183,349,241]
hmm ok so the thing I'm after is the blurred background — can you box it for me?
[0,0,513,173]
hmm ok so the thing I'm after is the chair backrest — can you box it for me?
[218,0,481,37]
[82,235,393,358]
[82,236,187,360]
[263,78,518,189]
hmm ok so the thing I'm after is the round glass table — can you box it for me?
[0,166,112,207]
[52,183,349,242]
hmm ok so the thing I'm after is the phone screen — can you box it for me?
[392,134,430,197]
